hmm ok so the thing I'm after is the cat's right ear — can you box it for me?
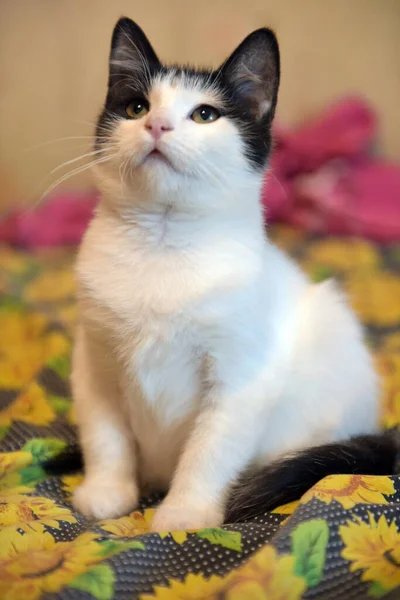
[108,18,160,84]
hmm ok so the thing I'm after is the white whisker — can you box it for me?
[35,154,113,207]
[47,147,115,178]
[24,136,100,152]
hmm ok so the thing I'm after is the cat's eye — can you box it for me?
[191,105,220,124]
[126,99,149,119]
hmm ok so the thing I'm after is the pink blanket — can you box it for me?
[264,97,400,241]
[1,97,399,247]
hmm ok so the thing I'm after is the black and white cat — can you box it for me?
[69,18,396,531]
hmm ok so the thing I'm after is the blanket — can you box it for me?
[1,226,400,600]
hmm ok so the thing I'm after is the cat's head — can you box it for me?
[95,18,279,213]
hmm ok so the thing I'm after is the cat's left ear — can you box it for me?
[220,28,280,121]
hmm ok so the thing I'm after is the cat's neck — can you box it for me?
[98,184,266,252]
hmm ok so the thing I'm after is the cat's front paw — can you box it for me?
[73,476,139,520]
[151,502,224,532]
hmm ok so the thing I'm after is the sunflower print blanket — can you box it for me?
[1,226,400,600]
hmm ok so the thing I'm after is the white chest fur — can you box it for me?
[75,208,267,484]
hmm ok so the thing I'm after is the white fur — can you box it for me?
[72,74,379,530]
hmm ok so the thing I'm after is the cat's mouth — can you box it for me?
[143,147,176,171]
[148,149,162,158]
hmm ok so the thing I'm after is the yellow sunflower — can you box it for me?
[0,494,76,530]
[0,451,33,492]
[305,239,380,273]
[0,382,56,429]
[375,349,400,429]
[61,473,83,499]
[224,544,306,600]
[272,500,300,526]
[345,272,400,327]
[0,310,70,388]
[0,529,111,600]
[0,311,46,388]
[300,474,395,509]
[100,508,155,537]
[0,309,45,347]
[272,500,299,516]
[381,379,400,430]
[159,529,188,545]
[57,304,78,329]
[100,508,188,544]
[375,349,400,382]
[0,245,31,275]
[25,268,76,303]
[140,573,226,600]
[382,332,400,353]
[340,513,400,595]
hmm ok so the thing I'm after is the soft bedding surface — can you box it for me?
[0,226,400,600]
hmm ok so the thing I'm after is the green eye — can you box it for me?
[191,105,220,124]
[126,99,149,119]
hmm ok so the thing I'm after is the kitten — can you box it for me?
[70,17,388,531]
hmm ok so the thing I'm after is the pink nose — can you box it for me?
[145,116,173,141]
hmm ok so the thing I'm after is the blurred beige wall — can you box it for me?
[0,0,399,208]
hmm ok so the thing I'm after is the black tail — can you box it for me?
[226,431,400,522]
[44,444,83,475]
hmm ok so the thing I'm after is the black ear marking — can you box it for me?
[109,17,160,84]
[220,28,280,121]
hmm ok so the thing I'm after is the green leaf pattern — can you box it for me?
[291,519,329,587]
[70,564,115,600]
[196,528,242,552]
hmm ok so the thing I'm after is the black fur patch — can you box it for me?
[44,445,83,475]
[96,18,280,171]
[226,431,400,522]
